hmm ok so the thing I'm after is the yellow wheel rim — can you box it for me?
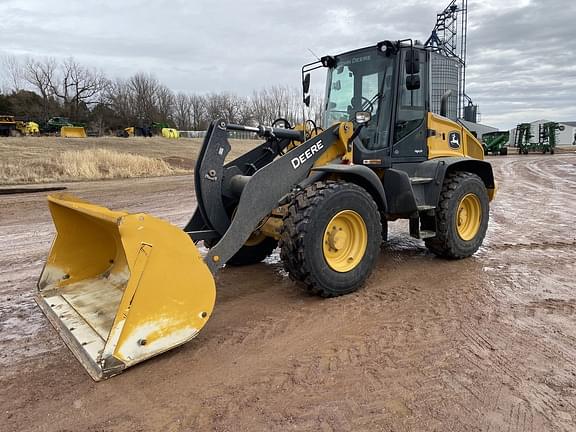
[456,194,482,241]
[323,210,368,273]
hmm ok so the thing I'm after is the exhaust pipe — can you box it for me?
[440,90,453,118]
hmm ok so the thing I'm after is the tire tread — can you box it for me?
[425,172,488,259]
[279,181,380,297]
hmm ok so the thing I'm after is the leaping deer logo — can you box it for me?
[449,132,461,149]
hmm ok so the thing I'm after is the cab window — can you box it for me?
[394,51,427,142]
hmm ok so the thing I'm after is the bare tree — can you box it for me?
[189,94,206,130]
[1,55,25,92]
[156,84,175,125]
[105,78,134,125]
[250,87,273,125]
[204,92,243,123]
[249,86,308,126]
[24,58,57,121]
[173,92,191,130]
[48,58,107,120]
[128,73,160,125]
[5,54,322,133]
[172,92,205,130]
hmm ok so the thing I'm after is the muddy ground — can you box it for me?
[1,154,575,431]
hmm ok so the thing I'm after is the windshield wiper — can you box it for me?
[362,68,390,112]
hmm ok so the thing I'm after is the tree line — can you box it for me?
[0,56,323,134]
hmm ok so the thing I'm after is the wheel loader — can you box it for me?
[37,40,496,380]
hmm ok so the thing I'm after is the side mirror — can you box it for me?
[355,111,372,124]
[302,72,311,107]
[405,50,420,75]
[302,73,310,94]
[406,75,421,91]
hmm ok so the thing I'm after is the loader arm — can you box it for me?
[187,120,350,273]
[185,121,302,235]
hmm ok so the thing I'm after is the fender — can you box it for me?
[413,157,496,207]
[311,164,388,212]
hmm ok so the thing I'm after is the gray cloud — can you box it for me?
[2,0,574,129]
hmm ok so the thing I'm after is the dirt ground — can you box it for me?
[1,154,576,431]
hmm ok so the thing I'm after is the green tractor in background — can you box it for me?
[482,131,510,156]
[42,117,87,137]
[43,117,74,134]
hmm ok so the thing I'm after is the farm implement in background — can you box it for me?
[515,122,564,155]
[482,131,509,156]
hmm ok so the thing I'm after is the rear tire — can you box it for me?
[425,172,489,259]
[280,181,381,297]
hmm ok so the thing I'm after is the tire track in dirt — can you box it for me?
[2,156,576,431]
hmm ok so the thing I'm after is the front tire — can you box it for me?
[425,172,489,259]
[280,181,381,297]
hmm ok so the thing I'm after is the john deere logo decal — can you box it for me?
[449,132,461,149]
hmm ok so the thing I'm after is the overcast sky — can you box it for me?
[2,0,575,129]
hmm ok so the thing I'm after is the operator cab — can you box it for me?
[302,41,431,168]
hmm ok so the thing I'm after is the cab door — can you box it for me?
[351,63,395,167]
[391,49,429,163]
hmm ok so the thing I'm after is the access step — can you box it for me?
[417,205,436,212]
[409,217,437,240]
[419,230,436,239]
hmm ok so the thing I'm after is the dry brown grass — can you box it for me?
[0,148,182,184]
[0,136,259,185]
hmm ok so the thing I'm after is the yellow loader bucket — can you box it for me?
[60,126,87,138]
[37,194,216,380]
